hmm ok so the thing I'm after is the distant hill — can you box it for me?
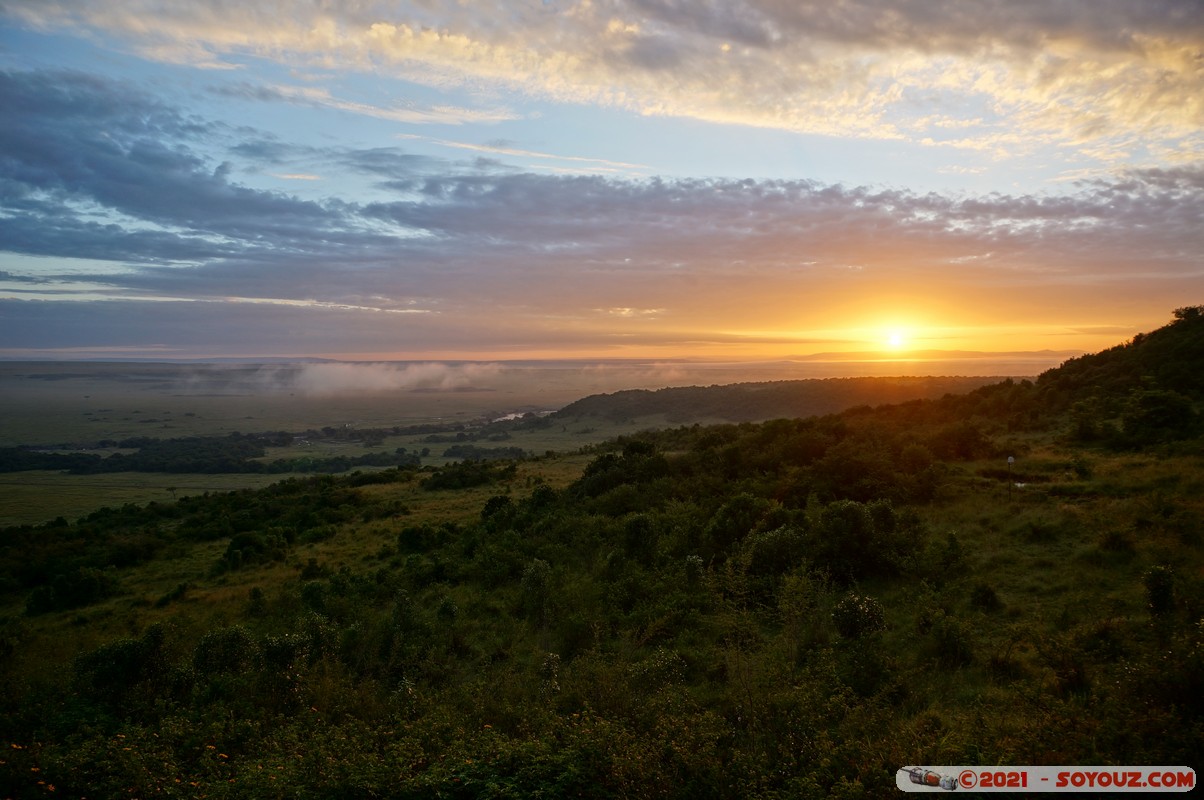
[553,375,1014,424]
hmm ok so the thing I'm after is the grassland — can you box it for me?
[0,362,676,526]
[0,362,1004,527]
[0,418,667,527]
[0,471,300,527]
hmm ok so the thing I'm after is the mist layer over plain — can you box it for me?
[0,353,1071,446]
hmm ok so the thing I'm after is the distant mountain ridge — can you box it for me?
[553,375,1013,424]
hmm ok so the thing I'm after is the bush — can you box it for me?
[1143,566,1176,617]
[969,582,1002,612]
[154,581,190,608]
[704,494,777,556]
[812,500,918,582]
[623,513,658,564]
[193,625,259,676]
[73,623,169,700]
[521,559,553,622]
[25,567,119,615]
[481,495,516,528]
[831,592,886,639]
[744,526,806,578]
[928,612,975,668]
[300,581,328,613]
[1122,388,1198,445]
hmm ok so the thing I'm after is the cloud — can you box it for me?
[228,137,304,165]
[0,69,432,277]
[336,147,444,182]
[0,70,340,247]
[289,361,502,395]
[158,361,508,397]
[5,0,1200,166]
[211,81,519,125]
[1,67,1201,357]
[395,133,650,173]
[601,307,665,318]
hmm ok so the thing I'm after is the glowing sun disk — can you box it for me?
[885,329,907,350]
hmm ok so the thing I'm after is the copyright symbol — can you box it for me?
[958,769,977,789]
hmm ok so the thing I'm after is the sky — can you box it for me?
[0,1,1201,362]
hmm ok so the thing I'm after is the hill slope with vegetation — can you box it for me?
[0,309,1201,798]
[553,375,1008,424]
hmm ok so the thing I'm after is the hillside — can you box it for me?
[0,309,1201,797]
[1038,305,1204,400]
[554,375,1008,424]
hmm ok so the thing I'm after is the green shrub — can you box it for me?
[831,592,886,639]
[193,625,259,676]
[969,582,1002,612]
[928,612,975,668]
[744,526,806,578]
[1143,566,1176,617]
[72,623,169,701]
[25,567,119,615]
[813,500,918,582]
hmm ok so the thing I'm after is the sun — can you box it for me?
[885,329,907,351]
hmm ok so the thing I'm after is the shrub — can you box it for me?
[1143,566,1176,617]
[247,586,267,617]
[300,581,328,613]
[744,526,806,579]
[623,513,658,564]
[1036,635,1089,696]
[704,494,777,556]
[969,582,1002,612]
[1098,528,1135,555]
[831,592,886,639]
[436,595,458,622]
[193,625,259,676]
[154,581,190,608]
[73,623,169,700]
[1122,388,1198,445]
[928,612,975,668]
[521,559,553,622]
[25,567,119,615]
[481,495,516,528]
[813,500,918,582]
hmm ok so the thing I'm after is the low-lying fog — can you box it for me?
[170,352,1074,398]
[0,352,1077,446]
